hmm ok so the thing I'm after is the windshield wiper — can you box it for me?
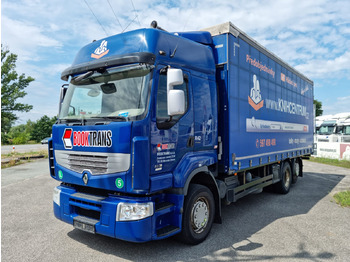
[90,116,129,122]
[71,71,94,84]
[58,118,84,125]
[59,116,128,125]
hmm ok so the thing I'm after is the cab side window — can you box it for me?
[156,73,188,129]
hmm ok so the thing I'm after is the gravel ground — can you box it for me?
[2,159,350,261]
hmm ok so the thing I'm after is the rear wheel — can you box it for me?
[275,162,292,194]
[292,159,299,184]
[179,184,215,245]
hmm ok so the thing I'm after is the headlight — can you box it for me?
[116,202,154,221]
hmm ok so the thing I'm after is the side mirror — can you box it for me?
[167,68,184,116]
[59,84,68,114]
[68,105,76,116]
[168,90,185,116]
[167,69,183,91]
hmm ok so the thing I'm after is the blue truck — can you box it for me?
[51,21,314,244]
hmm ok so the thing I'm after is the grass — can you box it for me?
[1,159,28,169]
[2,150,48,159]
[1,150,48,169]
[333,191,350,207]
[308,157,350,169]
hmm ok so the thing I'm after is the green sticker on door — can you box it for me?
[115,178,124,189]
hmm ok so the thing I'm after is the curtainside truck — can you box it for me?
[50,21,314,244]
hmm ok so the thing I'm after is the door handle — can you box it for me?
[187,136,194,148]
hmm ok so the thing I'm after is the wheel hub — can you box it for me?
[295,162,300,176]
[284,168,291,188]
[191,197,209,233]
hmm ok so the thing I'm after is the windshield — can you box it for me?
[318,125,336,135]
[59,64,153,121]
[337,125,350,135]
[345,126,350,135]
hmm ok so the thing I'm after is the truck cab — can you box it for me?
[317,120,337,142]
[336,118,350,143]
[51,27,218,243]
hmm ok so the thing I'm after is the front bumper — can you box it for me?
[53,185,183,242]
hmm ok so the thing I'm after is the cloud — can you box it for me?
[337,96,350,102]
[295,51,350,79]
[323,96,350,115]
[1,16,62,61]
[2,0,350,122]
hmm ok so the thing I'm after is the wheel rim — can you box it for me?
[295,162,300,176]
[284,168,291,188]
[191,197,210,234]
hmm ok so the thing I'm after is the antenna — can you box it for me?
[122,15,139,33]
[107,0,124,32]
[83,0,109,36]
[181,8,193,32]
[130,0,141,27]
[170,8,194,59]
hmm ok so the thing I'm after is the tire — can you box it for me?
[274,162,292,194]
[292,158,301,184]
[178,184,215,245]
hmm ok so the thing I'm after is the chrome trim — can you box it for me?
[55,150,130,175]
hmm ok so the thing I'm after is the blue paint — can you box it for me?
[51,22,313,243]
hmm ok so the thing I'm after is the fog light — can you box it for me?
[116,202,153,221]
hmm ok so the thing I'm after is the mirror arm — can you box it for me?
[59,84,69,115]
[165,115,173,122]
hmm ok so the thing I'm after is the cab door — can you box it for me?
[150,66,193,176]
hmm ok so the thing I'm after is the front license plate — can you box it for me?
[73,220,95,234]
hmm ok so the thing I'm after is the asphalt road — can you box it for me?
[2,159,350,261]
[1,144,48,154]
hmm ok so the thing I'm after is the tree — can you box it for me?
[31,115,57,142]
[7,120,36,145]
[314,99,323,117]
[1,45,34,142]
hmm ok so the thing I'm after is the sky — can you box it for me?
[1,0,350,124]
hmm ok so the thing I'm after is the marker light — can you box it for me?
[116,202,153,221]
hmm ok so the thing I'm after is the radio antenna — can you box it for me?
[107,0,124,32]
[83,0,109,36]
[169,8,193,59]
[122,15,139,33]
[130,0,141,27]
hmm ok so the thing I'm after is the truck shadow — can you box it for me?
[67,170,344,261]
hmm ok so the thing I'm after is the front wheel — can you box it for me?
[178,184,215,245]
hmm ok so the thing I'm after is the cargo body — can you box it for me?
[207,23,314,173]
[50,22,314,244]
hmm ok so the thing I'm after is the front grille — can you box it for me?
[48,140,55,177]
[70,198,102,209]
[68,153,108,174]
[317,138,329,142]
[54,150,130,175]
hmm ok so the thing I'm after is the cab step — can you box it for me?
[155,202,174,212]
[156,225,180,238]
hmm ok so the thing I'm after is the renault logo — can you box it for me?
[83,173,89,185]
